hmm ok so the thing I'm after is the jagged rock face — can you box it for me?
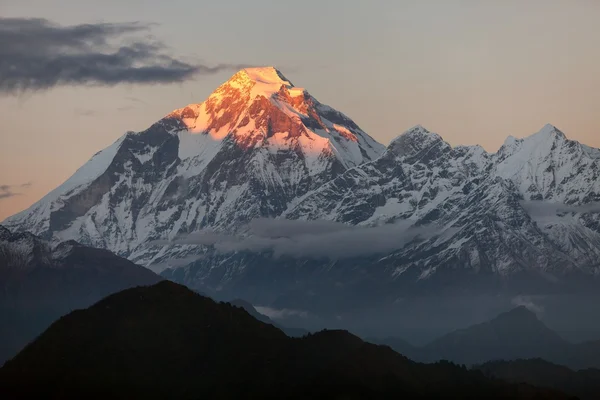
[2,67,384,268]
[285,125,492,226]
[162,126,600,308]
[4,67,600,307]
[493,124,600,204]
[283,126,600,291]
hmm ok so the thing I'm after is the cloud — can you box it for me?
[0,182,32,200]
[151,219,441,260]
[0,18,252,94]
[521,200,600,217]
[521,200,600,226]
[254,306,309,320]
[511,295,544,315]
[149,254,206,272]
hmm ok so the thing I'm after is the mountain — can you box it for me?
[420,306,570,365]
[375,306,600,370]
[0,225,161,365]
[478,359,600,400]
[0,281,572,400]
[4,66,600,313]
[162,124,600,313]
[2,67,384,272]
[285,124,600,294]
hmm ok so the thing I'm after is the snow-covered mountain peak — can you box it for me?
[496,124,566,159]
[534,123,566,139]
[386,125,447,159]
[164,67,383,165]
[523,124,567,145]
[242,66,294,87]
[493,124,600,203]
[2,67,385,259]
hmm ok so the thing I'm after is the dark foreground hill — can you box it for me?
[478,359,600,400]
[0,281,573,400]
[0,226,161,365]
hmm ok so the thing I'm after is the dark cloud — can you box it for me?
[0,18,251,94]
[152,219,441,261]
[0,182,32,200]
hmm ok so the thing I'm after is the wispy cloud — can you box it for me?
[0,182,32,200]
[521,200,600,217]
[511,295,544,315]
[254,306,309,320]
[0,18,252,94]
[150,218,440,260]
[148,254,206,272]
[521,200,600,226]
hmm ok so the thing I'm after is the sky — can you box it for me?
[1,0,600,221]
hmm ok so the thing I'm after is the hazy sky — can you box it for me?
[1,0,600,220]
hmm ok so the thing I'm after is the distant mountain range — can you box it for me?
[372,306,600,370]
[0,225,161,365]
[4,67,600,312]
[0,281,572,400]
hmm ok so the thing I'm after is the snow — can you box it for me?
[363,198,412,225]
[3,134,126,229]
[10,60,600,288]
[177,131,224,174]
[47,135,125,200]
[243,67,296,99]
[132,146,158,164]
[492,123,600,203]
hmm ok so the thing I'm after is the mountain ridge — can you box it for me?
[0,225,161,365]
[3,67,384,271]
[3,67,600,311]
[374,305,600,370]
[0,281,572,400]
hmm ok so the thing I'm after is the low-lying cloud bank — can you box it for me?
[521,201,600,217]
[151,218,441,260]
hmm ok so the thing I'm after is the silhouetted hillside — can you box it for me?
[0,281,573,400]
[0,226,161,365]
[365,336,420,361]
[478,359,600,399]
